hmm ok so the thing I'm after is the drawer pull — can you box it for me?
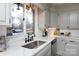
[70,41,75,42]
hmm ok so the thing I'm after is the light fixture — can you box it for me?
[26,3,33,10]
[16,3,21,10]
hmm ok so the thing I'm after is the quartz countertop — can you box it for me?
[0,36,57,56]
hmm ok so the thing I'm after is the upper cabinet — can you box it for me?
[58,12,70,29]
[38,8,46,29]
[45,6,58,28]
[58,11,79,29]
[37,4,49,29]
[69,12,79,29]
[0,3,11,26]
[6,3,11,26]
[0,3,6,25]
[45,9,50,27]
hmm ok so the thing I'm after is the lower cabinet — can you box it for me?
[34,43,51,56]
[56,37,79,56]
[56,37,65,56]
[64,38,79,56]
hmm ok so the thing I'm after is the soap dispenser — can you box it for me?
[42,25,48,37]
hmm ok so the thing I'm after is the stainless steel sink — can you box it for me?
[22,41,46,49]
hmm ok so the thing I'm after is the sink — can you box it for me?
[22,41,46,49]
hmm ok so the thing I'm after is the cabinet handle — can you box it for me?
[62,40,63,41]
[65,43,67,44]
[69,41,75,42]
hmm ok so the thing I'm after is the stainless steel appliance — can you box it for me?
[51,38,57,56]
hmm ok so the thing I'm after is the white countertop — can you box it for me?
[1,29,79,56]
[0,36,56,56]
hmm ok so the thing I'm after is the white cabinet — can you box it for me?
[58,12,79,29]
[38,9,45,29]
[69,12,78,29]
[56,37,65,55]
[58,12,70,29]
[77,12,79,29]
[64,38,79,56]
[57,37,79,56]
[50,12,58,27]
[34,43,51,56]
[0,3,11,26]
[45,9,50,27]
[6,3,11,26]
[0,3,6,25]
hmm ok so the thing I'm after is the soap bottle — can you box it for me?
[42,26,48,37]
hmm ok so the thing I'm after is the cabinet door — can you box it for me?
[64,39,79,56]
[38,9,45,29]
[58,12,69,29]
[56,37,65,55]
[5,3,11,26]
[45,10,50,27]
[77,12,79,29]
[0,3,6,25]
[69,12,78,29]
[50,12,58,27]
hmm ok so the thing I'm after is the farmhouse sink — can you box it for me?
[22,41,46,49]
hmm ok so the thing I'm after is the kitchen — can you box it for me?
[0,3,79,56]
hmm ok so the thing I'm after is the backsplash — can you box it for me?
[0,26,25,47]
[6,33,25,47]
[48,27,79,37]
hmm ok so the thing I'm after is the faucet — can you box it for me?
[25,33,34,43]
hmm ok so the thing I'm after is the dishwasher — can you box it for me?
[51,38,57,56]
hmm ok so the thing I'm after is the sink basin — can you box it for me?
[22,41,46,49]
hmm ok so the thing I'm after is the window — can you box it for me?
[25,7,34,33]
[11,3,23,33]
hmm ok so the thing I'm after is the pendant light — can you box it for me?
[26,3,33,10]
[16,3,20,10]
